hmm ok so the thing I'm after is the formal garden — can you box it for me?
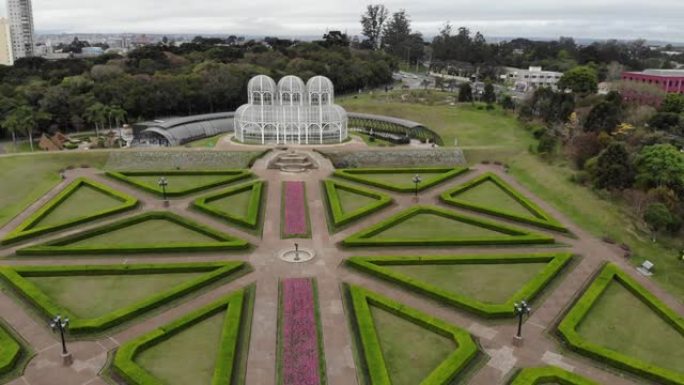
[0,147,681,385]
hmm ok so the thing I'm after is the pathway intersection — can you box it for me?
[0,149,681,385]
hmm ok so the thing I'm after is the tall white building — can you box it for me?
[0,18,12,65]
[6,0,35,60]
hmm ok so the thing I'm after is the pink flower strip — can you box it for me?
[281,278,321,385]
[283,181,308,236]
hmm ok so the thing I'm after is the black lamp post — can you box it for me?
[513,300,531,339]
[412,175,422,199]
[158,176,169,201]
[50,315,71,364]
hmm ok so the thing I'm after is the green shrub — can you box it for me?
[0,323,22,375]
[508,366,600,385]
[113,288,249,385]
[106,170,252,197]
[322,179,392,229]
[16,211,249,255]
[346,284,479,385]
[347,253,572,318]
[557,263,684,385]
[342,205,555,247]
[439,172,567,232]
[0,262,248,335]
[333,167,469,193]
[2,177,139,245]
[192,180,265,230]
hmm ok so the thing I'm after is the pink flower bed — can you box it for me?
[283,181,308,236]
[281,278,322,385]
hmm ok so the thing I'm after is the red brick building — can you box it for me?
[620,69,684,105]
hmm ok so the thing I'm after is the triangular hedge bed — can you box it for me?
[509,366,600,385]
[322,179,392,229]
[333,167,469,193]
[113,287,253,385]
[2,177,138,245]
[342,205,555,247]
[192,180,265,231]
[440,172,567,232]
[0,321,23,377]
[347,253,572,318]
[106,170,252,197]
[16,211,249,256]
[345,284,479,385]
[0,262,248,335]
[557,263,684,385]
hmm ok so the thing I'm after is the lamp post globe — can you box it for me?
[513,300,532,339]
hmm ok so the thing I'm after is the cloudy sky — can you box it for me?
[1,0,683,42]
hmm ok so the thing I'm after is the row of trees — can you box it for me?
[0,40,396,141]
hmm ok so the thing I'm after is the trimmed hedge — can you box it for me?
[0,262,248,335]
[16,211,249,255]
[113,288,249,385]
[322,179,392,229]
[346,284,479,385]
[508,366,601,385]
[106,169,252,197]
[0,322,22,376]
[2,177,139,245]
[193,180,265,231]
[347,253,572,318]
[342,205,555,247]
[440,172,567,232]
[333,167,469,193]
[557,263,684,385]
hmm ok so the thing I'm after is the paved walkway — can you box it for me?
[0,150,681,385]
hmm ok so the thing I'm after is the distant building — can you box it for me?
[504,66,563,92]
[621,69,684,94]
[81,46,104,57]
[0,18,12,65]
[7,0,35,60]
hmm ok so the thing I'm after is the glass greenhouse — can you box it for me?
[234,75,348,144]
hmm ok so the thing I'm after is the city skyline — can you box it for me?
[0,0,683,43]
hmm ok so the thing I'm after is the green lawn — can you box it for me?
[350,172,445,188]
[370,305,456,385]
[70,219,217,247]
[374,213,503,239]
[135,311,225,385]
[126,175,235,194]
[339,92,530,149]
[0,151,111,228]
[26,272,205,318]
[452,180,538,219]
[187,135,223,148]
[206,189,253,218]
[387,262,547,304]
[576,281,684,373]
[337,189,379,213]
[34,185,125,228]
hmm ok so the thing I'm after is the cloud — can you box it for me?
[1,0,682,41]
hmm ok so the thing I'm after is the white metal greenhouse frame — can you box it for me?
[234,75,349,144]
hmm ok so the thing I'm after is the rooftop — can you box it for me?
[626,69,684,77]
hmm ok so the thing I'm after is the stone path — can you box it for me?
[0,150,681,385]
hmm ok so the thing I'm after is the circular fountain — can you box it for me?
[278,244,315,263]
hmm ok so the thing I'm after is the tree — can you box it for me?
[648,112,681,133]
[593,142,634,190]
[84,103,106,138]
[584,101,622,133]
[635,144,684,196]
[482,83,496,104]
[1,106,44,151]
[558,66,598,94]
[382,10,423,63]
[360,4,389,50]
[458,83,473,102]
[644,203,676,241]
[500,95,515,111]
[659,93,684,114]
